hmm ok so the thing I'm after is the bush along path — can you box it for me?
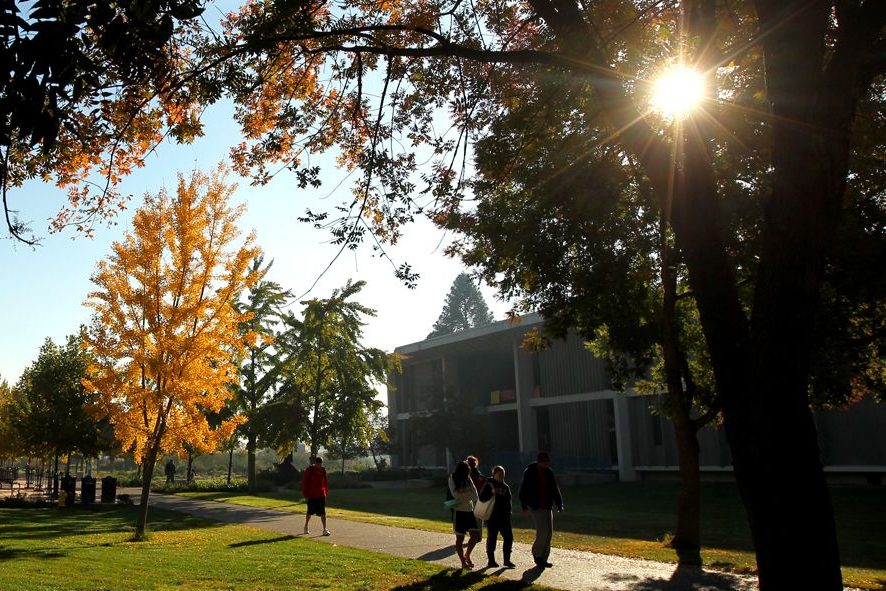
[125,488,757,591]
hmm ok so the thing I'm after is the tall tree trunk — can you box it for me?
[136,444,161,539]
[659,222,703,566]
[186,451,194,484]
[227,447,234,486]
[672,133,842,589]
[247,429,256,492]
[671,412,702,565]
[53,452,59,496]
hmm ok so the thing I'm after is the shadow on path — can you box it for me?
[605,564,749,590]
[391,569,533,590]
[417,545,456,561]
[520,565,546,585]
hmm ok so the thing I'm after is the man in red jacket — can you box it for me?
[302,456,330,536]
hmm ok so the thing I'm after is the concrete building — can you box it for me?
[387,313,886,482]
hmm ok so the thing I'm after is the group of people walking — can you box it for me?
[297,451,563,571]
[447,451,563,570]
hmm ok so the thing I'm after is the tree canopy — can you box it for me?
[428,272,495,338]
[0,0,205,242]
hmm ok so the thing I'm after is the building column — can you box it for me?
[513,341,524,453]
[513,340,536,455]
[613,394,637,481]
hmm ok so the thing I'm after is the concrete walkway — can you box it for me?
[125,488,758,591]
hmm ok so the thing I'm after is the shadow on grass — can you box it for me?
[390,569,536,590]
[0,505,225,542]
[228,535,295,548]
[604,564,753,590]
[0,547,67,561]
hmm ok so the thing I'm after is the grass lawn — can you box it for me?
[0,505,557,591]
[180,481,886,590]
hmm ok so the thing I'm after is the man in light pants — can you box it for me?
[518,451,564,568]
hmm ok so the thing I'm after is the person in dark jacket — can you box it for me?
[484,465,515,568]
[518,451,564,568]
[164,460,176,484]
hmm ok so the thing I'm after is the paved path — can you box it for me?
[125,488,757,591]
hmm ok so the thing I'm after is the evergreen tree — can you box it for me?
[428,273,495,338]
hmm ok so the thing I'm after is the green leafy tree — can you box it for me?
[449,76,723,563]
[12,336,112,471]
[428,273,495,338]
[270,280,388,458]
[0,377,18,460]
[233,255,291,491]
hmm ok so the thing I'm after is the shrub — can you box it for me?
[152,477,249,494]
[0,495,56,508]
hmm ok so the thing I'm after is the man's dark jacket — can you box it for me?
[518,461,563,511]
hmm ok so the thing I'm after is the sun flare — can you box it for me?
[650,66,704,119]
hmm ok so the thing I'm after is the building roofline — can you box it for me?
[394,312,544,354]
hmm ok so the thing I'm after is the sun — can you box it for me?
[650,66,705,119]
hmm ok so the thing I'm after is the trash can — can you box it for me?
[60,475,76,507]
[81,476,96,504]
[100,476,117,503]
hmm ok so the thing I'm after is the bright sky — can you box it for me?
[0,100,510,391]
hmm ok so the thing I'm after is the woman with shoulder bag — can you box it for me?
[448,461,480,569]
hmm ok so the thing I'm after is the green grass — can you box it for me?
[179,481,886,590]
[0,506,557,591]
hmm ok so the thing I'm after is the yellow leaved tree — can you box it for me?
[83,165,260,537]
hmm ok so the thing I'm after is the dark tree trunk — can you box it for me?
[227,447,234,486]
[136,444,161,538]
[53,453,59,497]
[671,413,702,566]
[671,132,843,589]
[186,451,194,484]
[659,226,703,566]
[247,430,256,492]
